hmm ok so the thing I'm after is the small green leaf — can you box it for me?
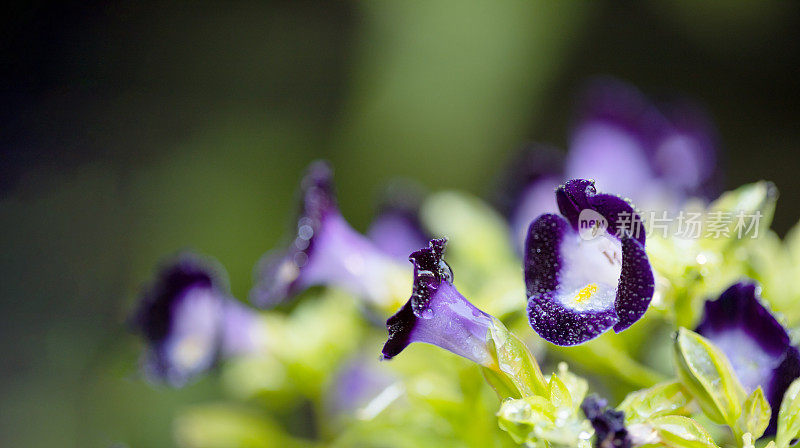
[706,180,777,243]
[644,415,720,448]
[618,380,694,425]
[736,387,771,440]
[553,362,588,409]
[496,395,592,448]
[547,374,572,410]
[487,317,548,398]
[776,377,800,448]
[673,328,746,426]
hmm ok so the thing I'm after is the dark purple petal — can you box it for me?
[524,214,618,346]
[557,179,646,245]
[250,161,404,308]
[582,394,631,448]
[367,183,430,260]
[556,179,596,225]
[696,281,800,434]
[588,193,646,246]
[382,238,495,365]
[612,236,654,332]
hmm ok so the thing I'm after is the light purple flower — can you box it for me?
[250,161,407,309]
[696,281,800,435]
[565,78,719,211]
[132,253,263,386]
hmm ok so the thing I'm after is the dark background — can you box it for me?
[2,1,799,446]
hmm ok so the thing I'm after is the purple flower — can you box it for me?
[132,254,263,386]
[565,78,719,211]
[381,238,495,366]
[581,395,631,448]
[524,179,655,346]
[250,161,407,309]
[696,282,800,434]
[367,183,430,261]
[499,79,719,249]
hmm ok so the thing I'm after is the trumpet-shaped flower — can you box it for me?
[525,179,655,346]
[250,161,408,310]
[696,281,800,433]
[381,238,495,366]
[132,254,264,386]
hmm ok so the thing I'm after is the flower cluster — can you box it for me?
[129,78,800,448]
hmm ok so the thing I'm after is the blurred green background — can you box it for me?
[2,1,800,446]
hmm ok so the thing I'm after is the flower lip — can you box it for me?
[525,180,654,346]
[696,281,800,435]
[133,253,225,343]
[131,253,231,386]
[381,238,493,364]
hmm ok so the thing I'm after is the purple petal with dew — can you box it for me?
[612,235,654,332]
[524,213,619,346]
[381,239,494,365]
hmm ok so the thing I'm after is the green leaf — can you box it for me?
[547,374,572,411]
[673,328,746,426]
[552,362,588,409]
[776,377,800,448]
[496,395,592,448]
[639,415,720,448]
[736,387,771,440]
[486,317,548,398]
[706,180,777,243]
[618,380,694,425]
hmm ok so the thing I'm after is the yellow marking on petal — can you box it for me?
[574,284,598,304]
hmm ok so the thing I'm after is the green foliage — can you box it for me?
[673,328,746,426]
[775,378,800,448]
[737,388,771,440]
[618,381,694,424]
